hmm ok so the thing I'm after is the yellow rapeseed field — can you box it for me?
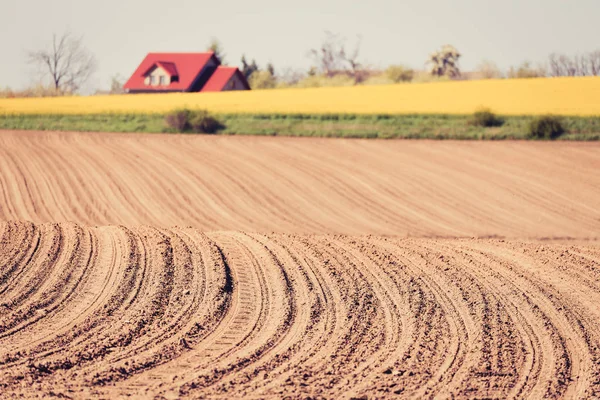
[1,76,599,116]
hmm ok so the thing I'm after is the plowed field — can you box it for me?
[1,130,599,399]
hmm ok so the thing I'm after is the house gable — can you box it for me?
[201,67,250,92]
[143,65,176,87]
[226,72,251,91]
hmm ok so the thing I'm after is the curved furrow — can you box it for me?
[95,139,190,226]
[334,237,456,398]
[531,244,600,294]
[413,144,600,235]
[180,232,299,397]
[365,236,475,399]
[0,225,96,352]
[175,231,288,397]
[277,149,411,234]
[0,225,140,394]
[0,149,38,221]
[1,225,151,393]
[210,140,345,233]
[1,132,599,237]
[262,235,388,396]
[323,236,414,398]
[72,136,153,225]
[42,140,113,224]
[290,145,476,236]
[415,240,546,398]
[132,141,235,229]
[195,154,303,232]
[442,242,572,397]
[101,229,234,397]
[140,139,281,231]
[0,224,79,337]
[0,224,62,307]
[59,226,179,386]
[0,226,126,368]
[467,241,600,398]
[0,221,39,296]
[87,228,228,390]
[249,234,338,397]
[0,225,599,397]
[296,141,508,236]
[3,144,68,222]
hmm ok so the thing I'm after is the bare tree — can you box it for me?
[342,36,369,83]
[309,32,366,83]
[28,32,97,93]
[309,32,346,78]
[589,51,600,76]
[548,53,562,77]
[278,67,305,85]
[575,54,589,76]
[548,51,600,77]
[560,54,577,76]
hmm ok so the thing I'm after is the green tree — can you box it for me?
[207,38,226,64]
[427,45,461,78]
[241,55,259,79]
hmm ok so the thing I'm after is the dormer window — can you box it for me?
[143,61,179,87]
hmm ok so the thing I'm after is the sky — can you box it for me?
[1,0,599,91]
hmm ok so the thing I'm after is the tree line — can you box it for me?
[2,31,600,97]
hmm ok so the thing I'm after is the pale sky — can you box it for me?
[1,0,599,91]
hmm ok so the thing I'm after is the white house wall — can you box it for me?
[144,66,170,86]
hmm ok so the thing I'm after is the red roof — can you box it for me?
[124,52,217,91]
[201,67,250,92]
[141,61,179,77]
[155,61,178,77]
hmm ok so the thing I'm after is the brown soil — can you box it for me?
[0,130,599,399]
[0,130,598,237]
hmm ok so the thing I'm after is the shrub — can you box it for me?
[507,62,546,79]
[476,60,503,79]
[411,72,451,83]
[294,74,355,88]
[165,108,192,131]
[528,115,565,139]
[190,110,223,133]
[469,108,503,127]
[165,108,223,134]
[385,65,414,83]
[249,70,277,89]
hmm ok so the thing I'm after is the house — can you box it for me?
[123,52,250,93]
